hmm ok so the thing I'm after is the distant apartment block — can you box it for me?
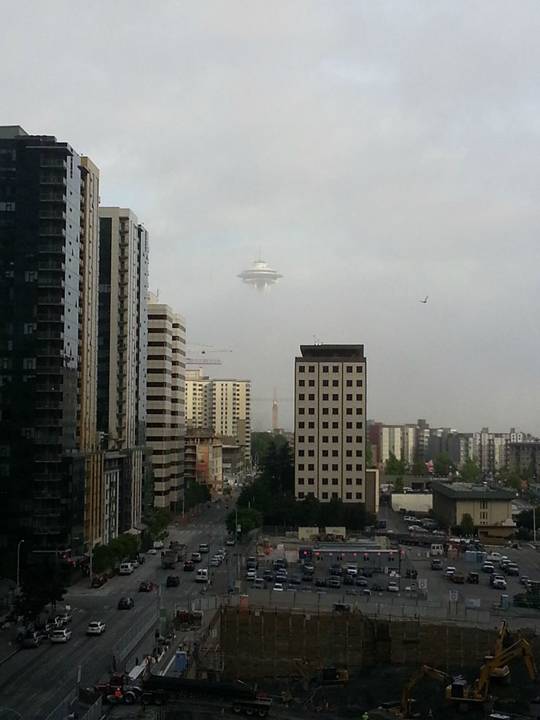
[508,441,540,477]
[146,294,186,511]
[185,428,223,497]
[186,371,251,465]
[294,344,366,503]
[97,207,149,533]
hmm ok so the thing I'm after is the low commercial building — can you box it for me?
[185,429,223,497]
[432,481,514,529]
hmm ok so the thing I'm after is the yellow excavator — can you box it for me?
[444,634,537,706]
[400,665,451,717]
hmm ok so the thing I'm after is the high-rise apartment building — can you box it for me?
[186,371,251,465]
[294,344,366,503]
[97,207,149,533]
[146,293,186,511]
[0,126,100,558]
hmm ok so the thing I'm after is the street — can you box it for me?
[0,502,235,720]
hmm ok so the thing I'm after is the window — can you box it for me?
[308,463,314,471]
[308,408,314,415]
[322,365,329,372]
[308,478,314,485]
[346,492,352,500]
[308,421,315,429]
[322,393,329,401]
[356,450,362,457]
[355,492,362,499]
[346,463,352,471]
[346,379,353,387]
[356,407,363,415]
[332,422,338,428]
[298,464,304,471]
[298,491,305,498]
[24,271,37,282]
[322,492,328,499]
[298,365,305,373]
[24,323,36,335]
[356,394,363,401]
[322,421,329,429]
[346,365,353,372]
[346,478,352,486]
[332,478,338,486]
[322,408,329,415]
[298,449,305,457]
[332,463,338,471]
[299,379,305,387]
[322,435,328,442]
[346,450,352,457]
[298,435,305,442]
[480,500,488,509]
[23,358,36,370]
[356,422,363,429]
[322,463,328,471]
[332,492,339,499]
[322,379,329,387]
[346,436,352,443]
[298,422,305,429]
[332,380,339,387]
[346,408,352,415]
[356,437,362,444]
[332,450,338,457]
[308,393,315,401]
[332,408,338,415]
[356,366,363,373]
[299,393,305,401]
[331,393,338,401]
[356,379,363,387]
[309,379,315,387]
[308,365,315,372]
[308,435,315,442]
[322,478,328,485]
[299,408,305,415]
[332,435,338,442]
[298,478,305,485]
[322,450,328,457]
[356,464,362,471]
[332,365,339,372]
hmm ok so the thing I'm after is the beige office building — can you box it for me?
[146,294,186,510]
[186,372,251,465]
[294,345,367,503]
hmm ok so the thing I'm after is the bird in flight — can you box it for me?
[419,296,428,304]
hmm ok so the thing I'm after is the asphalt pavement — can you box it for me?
[0,501,236,720]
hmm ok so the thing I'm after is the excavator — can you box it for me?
[444,634,537,706]
[392,631,537,719]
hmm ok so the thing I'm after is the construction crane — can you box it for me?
[186,344,232,367]
[400,665,451,718]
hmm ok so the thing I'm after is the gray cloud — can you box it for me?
[2,0,539,432]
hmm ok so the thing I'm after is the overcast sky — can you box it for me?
[3,1,539,433]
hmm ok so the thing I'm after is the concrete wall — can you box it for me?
[220,607,498,680]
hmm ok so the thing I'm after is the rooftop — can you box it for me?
[298,344,365,360]
[432,481,514,501]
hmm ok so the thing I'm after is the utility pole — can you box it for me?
[533,505,537,544]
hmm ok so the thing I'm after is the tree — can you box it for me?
[394,477,404,493]
[226,507,262,536]
[144,508,172,540]
[385,452,408,476]
[460,459,481,483]
[460,513,475,536]
[411,449,428,476]
[433,453,453,477]
[17,557,69,619]
[184,480,211,510]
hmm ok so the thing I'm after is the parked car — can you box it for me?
[118,597,135,610]
[387,581,400,593]
[86,620,106,636]
[303,563,315,574]
[273,583,284,592]
[371,582,385,592]
[505,564,520,576]
[520,575,531,586]
[329,564,343,577]
[328,577,342,589]
[487,552,502,562]
[91,574,107,588]
[225,537,236,546]
[210,556,221,567]
[246,569,257,581]
[481,562,495,574]
[166,575,180,588]
[21,631,46,648]
[466,572,479,584]
[253,578,265,589]
[355,577,369,587]
[183,560,195,572]
[56,611,72,625]
[315,578,327,588]
[138,581,154,592]
[451,573,465,584]
[346,565,358,576]
[431,559,443,571]
[262,569,274,581]
[343,574,355,586]
[492,576,507,590]
[445,566,456,578]
[50,628,72,643]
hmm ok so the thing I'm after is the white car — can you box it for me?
[246,569,257,581]
[210,556,221,567]
[86,620,106,636]
[488,552,502,562]
[387,581,400,593]
[445,566,456,578]
[492,577,507,590]
[273,582,284,592]
[147,548,158,555]
[50,628,72,643]
[346,565,358,576]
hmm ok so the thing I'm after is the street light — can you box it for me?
[16,539,25,591]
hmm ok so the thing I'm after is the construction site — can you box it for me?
[208,607,539,719]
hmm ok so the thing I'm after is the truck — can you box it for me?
[161,549,179,569]
[139,674,272,715]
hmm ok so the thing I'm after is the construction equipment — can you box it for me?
[445,635,537,706]
[400,665,451,717]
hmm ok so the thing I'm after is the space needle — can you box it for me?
[238,259,283,291]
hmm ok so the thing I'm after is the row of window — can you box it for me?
[298,463,363,471]
[298,421,363,430]
[298,365,363,373]
[298,393,363,402]
[299,407,363,416]
[298,491,362,500]
[298,379,362,388]
[297,435,362,443]
[298,450,362,458]
[298,477,363,486]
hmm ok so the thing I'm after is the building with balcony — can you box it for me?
[97,207,149,533]
[146,294,186,511]
[0,125,100,559]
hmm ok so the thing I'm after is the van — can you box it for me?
[119,562,134,575]
[430,543,444,557]
[195,568,208,583]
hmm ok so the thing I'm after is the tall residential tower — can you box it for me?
[294,345,366,503]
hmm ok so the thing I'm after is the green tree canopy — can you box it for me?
[460,459,481,483]
[433,453,453,477]
[226,507,262,536]
[385,452,408,476]
[459,513,475,536]
[394,476,404,493]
